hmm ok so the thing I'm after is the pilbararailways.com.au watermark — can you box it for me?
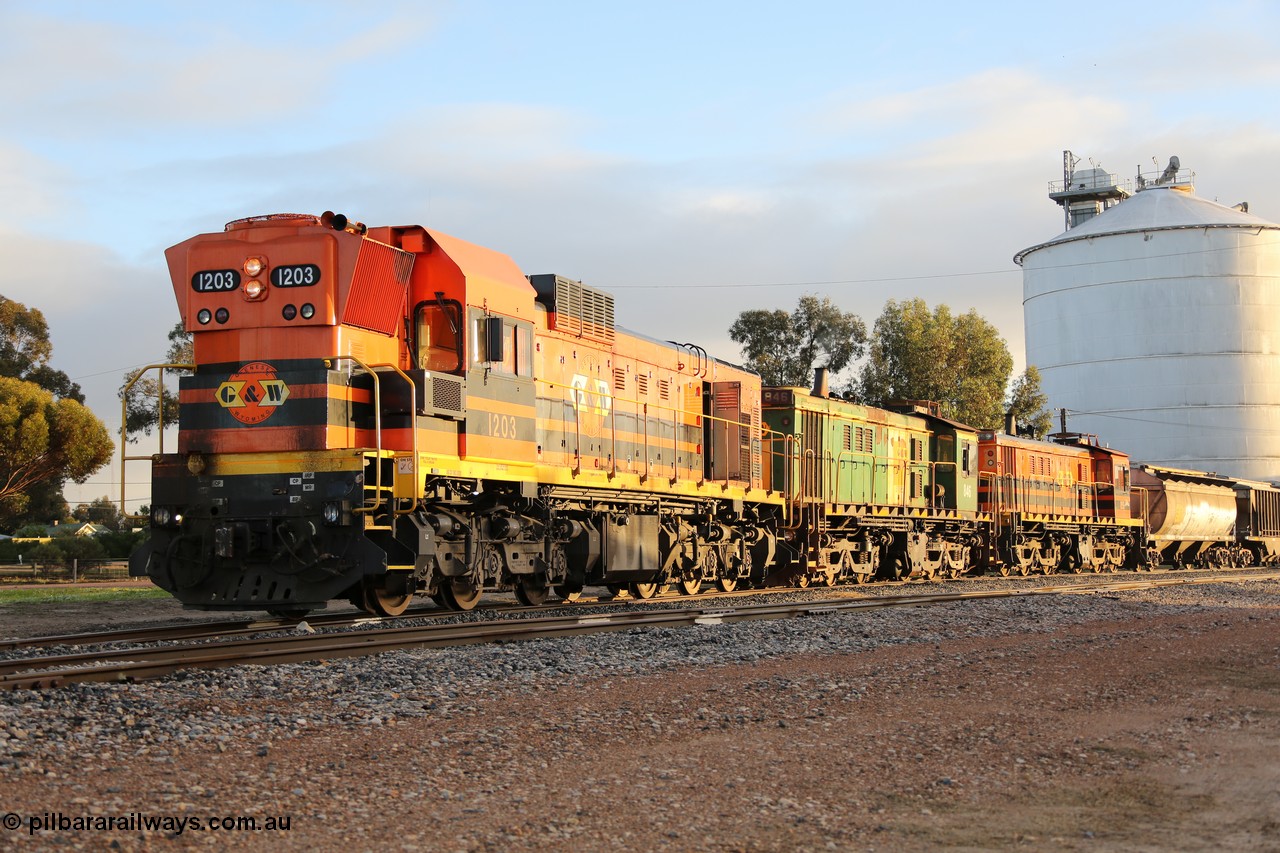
[4,811,293,836]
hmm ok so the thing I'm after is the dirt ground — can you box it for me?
[1,590,1278,851]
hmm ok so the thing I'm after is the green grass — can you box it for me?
[0,586,173,605]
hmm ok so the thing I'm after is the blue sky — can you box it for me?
[4,0,1279,510]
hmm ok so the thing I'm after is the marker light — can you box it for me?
[300,303,315,319]
[197,308,212,325]
[215,307,229,324]
[243,257,264,276]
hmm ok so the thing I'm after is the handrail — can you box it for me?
[118,362,195,521]
[328,355,415,516]
[364,361,418,517]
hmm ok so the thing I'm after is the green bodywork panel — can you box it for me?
[762,389,978,513]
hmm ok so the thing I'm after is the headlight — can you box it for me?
[244,279,265,300]
[322,502,342,525]
[152,506,172,526]
[243,257,264,276]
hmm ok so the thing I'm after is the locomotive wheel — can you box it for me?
[715,577,738,592]
[514,579,549,607]
[998,563,1012,578]
[795,573,810,589]
[821,570,837,587]
[888,554,909,581]
[441,581,482,611]
[629,582,660,600]
[363,578,413,617]
[854,570,872,585]
[678,578,702,596]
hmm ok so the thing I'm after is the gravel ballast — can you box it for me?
[1,579,1278,851]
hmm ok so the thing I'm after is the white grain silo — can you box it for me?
[1017,152,1280,482]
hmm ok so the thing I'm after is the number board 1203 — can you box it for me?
[270,264,322,288]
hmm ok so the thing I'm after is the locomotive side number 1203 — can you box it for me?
[488,412,518,439]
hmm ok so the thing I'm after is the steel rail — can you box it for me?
[5,565,1275,652]
[0,579,900,651]
[3,571,1276,690]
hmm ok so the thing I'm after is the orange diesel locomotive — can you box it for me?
[129,213,776,615]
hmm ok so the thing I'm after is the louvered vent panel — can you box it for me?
[548,276,615,344]
[342,240,414,335]
[715,384,741,410]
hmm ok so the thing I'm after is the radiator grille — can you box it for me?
[342,240,414,335]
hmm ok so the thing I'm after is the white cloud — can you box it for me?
[0,7,436,132]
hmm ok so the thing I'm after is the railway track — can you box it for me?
[2,562,1263,651]
[3,570,1277,690]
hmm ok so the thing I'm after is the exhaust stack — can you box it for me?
[811,367,829,398]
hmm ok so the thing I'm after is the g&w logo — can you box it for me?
[217,362,290,425]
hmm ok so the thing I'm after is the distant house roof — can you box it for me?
[42,522,106,537]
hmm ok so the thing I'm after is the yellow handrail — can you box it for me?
[118,362,194,520]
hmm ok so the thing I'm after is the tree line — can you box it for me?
[729,294,1052,436]
[0,295,117,539]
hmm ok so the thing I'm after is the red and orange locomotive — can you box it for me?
[130,213,776,615]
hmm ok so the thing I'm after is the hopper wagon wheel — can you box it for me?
[553,584,583,602]
[441,580,483,611]
[605,583,629,599]
[514,578,550,607]
[715,577,738,593]
[678,578,703,596]
[629,582,661,600]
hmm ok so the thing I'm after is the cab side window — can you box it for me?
[415,301,462,373]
